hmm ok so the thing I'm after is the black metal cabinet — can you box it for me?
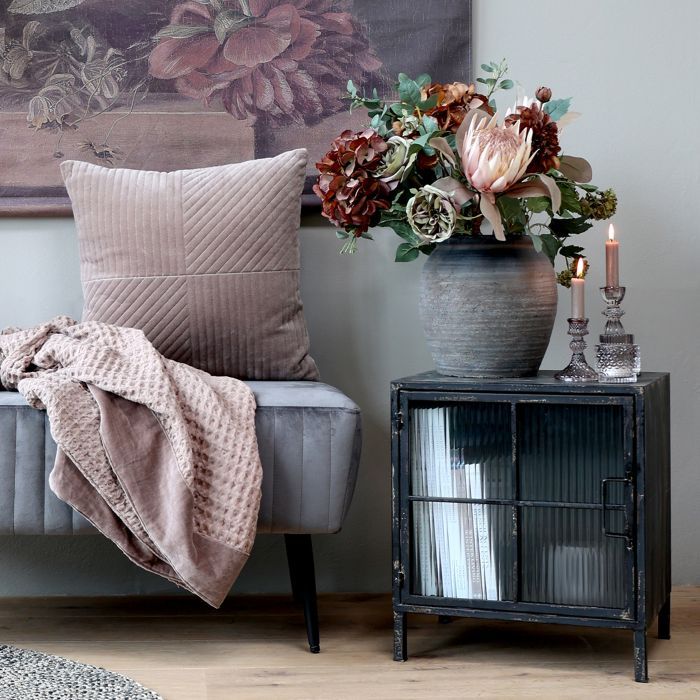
[391,371,670,683]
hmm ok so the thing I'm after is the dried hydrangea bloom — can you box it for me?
[313,129,393,234]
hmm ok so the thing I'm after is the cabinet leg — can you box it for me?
[393,610,407,661]
[658,597,671,640]
[633,630,648,683]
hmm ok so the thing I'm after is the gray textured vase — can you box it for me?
[419,236,558,378]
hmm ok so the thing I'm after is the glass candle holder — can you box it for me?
[555,318,599,383]
[596,287,640,383]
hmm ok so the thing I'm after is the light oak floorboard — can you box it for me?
[0,589,698,699]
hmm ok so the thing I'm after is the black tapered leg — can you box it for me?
[284,534,320,653]
[393,610,407,661]
[633,629,648,683]
[658,596,671,639]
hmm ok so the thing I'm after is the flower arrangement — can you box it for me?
[314,60,617,285]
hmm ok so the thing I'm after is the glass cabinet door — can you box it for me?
[400,393,635,616]
[406,400,515,602]
[517,400,633,611]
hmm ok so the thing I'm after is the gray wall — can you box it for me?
[0,0,698,595]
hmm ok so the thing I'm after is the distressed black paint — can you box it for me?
[390,372,671,683]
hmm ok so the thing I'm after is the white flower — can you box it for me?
[459,113,534,194]
[406,185,457,243]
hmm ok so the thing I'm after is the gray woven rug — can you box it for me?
[0,645,163,700]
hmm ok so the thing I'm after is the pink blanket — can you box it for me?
[0,317,261,607]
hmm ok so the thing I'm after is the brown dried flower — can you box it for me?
[313,129,393,235]
[505,102,560,173]
[535,86,552,103]
[420,81,493,133]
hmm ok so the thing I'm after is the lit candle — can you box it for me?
[571,257,586,319]
[605,223,620,288]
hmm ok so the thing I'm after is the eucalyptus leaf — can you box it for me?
[415,73,432,87]
[417,94,439,110]
[543,97,572,121]
[480,63,494,73]
[395,242,420,263]
[412,132,433,148]
[335,230,349,239]
[9,0,86,12]
[421,115,438,132]
[397,76,421,106]
[498,79,514,90]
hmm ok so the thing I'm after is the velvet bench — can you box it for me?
[0,381,362,653]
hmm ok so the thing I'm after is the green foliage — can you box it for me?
[397,73,422,106]
[395,242,420,262]
[524,196,551,214]
[579,188,617,220]
[538,233,562,264]
[559,244,585,258]
[497,196,527,234]
[543,97,571,121]
[556,179,582,215]
[476,58,511,101]
[549,216,593,237]
[329,66,616,287]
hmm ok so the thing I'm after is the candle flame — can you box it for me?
[576,257,585,278]
[608,223,615,241]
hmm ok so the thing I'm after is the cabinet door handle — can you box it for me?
[601,477,632,542]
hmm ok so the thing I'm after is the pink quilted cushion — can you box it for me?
[61,150,318,380]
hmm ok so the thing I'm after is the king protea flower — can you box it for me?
[460,113,534,194]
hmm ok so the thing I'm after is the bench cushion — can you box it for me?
[0,382,360,536]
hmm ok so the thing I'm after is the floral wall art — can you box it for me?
[0,0,471,214]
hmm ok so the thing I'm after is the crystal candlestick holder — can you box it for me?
[555,318,599,382]
[595,287,641,383]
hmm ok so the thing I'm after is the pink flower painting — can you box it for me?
[0,0,472,211]
[148,0,383,125]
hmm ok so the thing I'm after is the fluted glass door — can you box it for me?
[402,393,634,616]
[407,401,514,601]
[517,399,633,611]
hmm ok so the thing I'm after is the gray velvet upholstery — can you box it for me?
[0,382,361,536]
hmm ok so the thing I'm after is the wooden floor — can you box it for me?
[1,588,699,699]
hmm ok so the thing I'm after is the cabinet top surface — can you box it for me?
[392,370,669,394]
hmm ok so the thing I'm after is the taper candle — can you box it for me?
[571,257,586,319]
[605,223,620,287]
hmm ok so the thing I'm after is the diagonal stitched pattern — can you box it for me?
[62,151,318,380]
[182,157,300,274]
[83,277,191,364]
